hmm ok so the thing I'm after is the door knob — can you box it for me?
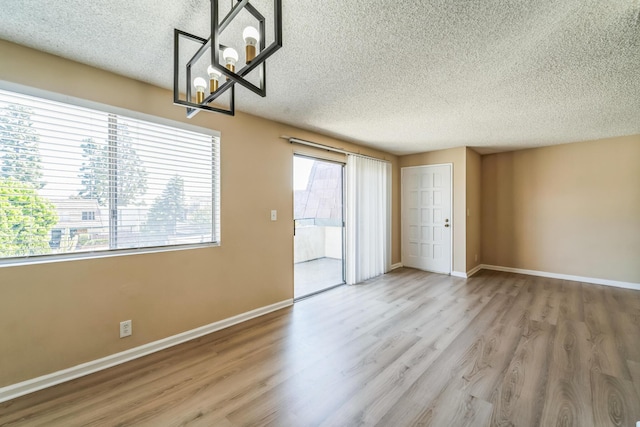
[444,224,450,227]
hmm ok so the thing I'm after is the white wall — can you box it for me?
[294,226,343,263]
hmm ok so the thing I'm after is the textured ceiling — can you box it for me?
[1,0,639,154]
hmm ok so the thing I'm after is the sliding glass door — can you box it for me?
[293,155,345,299]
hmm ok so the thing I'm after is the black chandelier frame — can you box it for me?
[173,0,282,117]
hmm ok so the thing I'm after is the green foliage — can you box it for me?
[77,234,108,248]
[144,175,185,240]
[0,178,58,257]
[78,138,109,206]
[77,117,147,206]
[0,104,44,188]
[189,203,213,225]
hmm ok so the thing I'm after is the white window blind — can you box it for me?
[0,88,220,261]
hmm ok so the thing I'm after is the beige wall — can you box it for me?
[0,40,400,387]
[399,147,467,273]
[465,148,482,273]
[482,135,640,283]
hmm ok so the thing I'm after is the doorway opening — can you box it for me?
[294,155,345,299]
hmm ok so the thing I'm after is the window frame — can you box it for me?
[0,82,221,267]
[81,211,95,221]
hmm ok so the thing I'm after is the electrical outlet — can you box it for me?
[120,320,132,338]
[271,210,277,221]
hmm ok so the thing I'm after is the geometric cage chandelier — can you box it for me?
[173,0,282,117]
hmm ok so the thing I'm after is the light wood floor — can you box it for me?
[2,268,640,426]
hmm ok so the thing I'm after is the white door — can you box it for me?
[402,164,452,274]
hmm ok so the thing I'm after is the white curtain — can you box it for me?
[345,155,391,285]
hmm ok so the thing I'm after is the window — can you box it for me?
[0,88,220,262]
[81,211,95,221]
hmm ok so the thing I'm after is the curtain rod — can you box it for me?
[281,136,391,163]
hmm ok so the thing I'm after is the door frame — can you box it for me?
[401,163,453,275]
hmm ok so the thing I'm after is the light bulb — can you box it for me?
[207,65,222,92]
[243,26,260,63]
[223,48,238,71]
[193,77,207,103]
[222,48,238,81]
[243,26,260,44]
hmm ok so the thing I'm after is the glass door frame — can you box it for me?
[293,153,346,301]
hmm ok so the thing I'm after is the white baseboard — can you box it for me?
[0,299,293,404]
[481,265,640,291]
[466,264,483,278]
[451,271,467,278]
[390,262,403,270]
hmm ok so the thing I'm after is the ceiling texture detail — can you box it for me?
[1,0,639,154]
